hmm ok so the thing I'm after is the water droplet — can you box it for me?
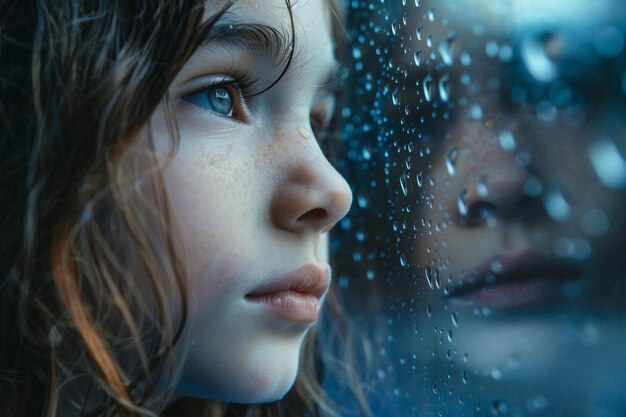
[367,270,375,281]
[523,177,543,197]
[543,189,571,222]
[400,172,409,196]
[416,25,423,40]
[490,368,503,380]
[594,26,624,58]
[498,44,514,62]
[470,104,483,120]
[490,258,503,273]
[339,276,349,289]
[485,40,499,57]
[553,237,592,261]
[425,266,435,289]
[477,175,489,197]
[428,8,435,22]
[391,20,397,36]
[588,138,626,189]
[423,75,434,103]
[400,253,407,267]
[457,188,469,217]
[413,50,422,66]
[415,0,422,6]
[391,89,400,105]
[491,400,508,416]
[581,208,610,237]
[526,396,548,412]
[445,146,458,176]
[447,329,453,342]
[520,34,559,82]
[462,370,468,384]
[438,74,451,102]
[451,312,459,327]
[439,36,455,66]
[427,303,432,317]
[297,126,311,139]
[460,51,472,66]
[357,194,368,208]
[498,130,517,152]
[537,100,557,122]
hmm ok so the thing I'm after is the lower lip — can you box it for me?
[246,291,321,323]
[450,277,564,310]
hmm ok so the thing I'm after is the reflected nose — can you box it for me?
[447,126,537,227]
[271,133,353,235]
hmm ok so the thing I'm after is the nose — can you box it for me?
[446,125,537,227]
[270,131,353,235]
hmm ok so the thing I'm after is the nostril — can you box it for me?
[297,208,328,223]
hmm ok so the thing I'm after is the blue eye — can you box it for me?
[183,86,234,116]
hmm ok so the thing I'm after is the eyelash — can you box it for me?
[183,74,257,121]
[182,75,338,153]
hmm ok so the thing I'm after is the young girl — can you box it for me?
[0,1,369,416]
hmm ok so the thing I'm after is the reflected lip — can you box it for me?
[245,264,331,323]
[446,249,583,309]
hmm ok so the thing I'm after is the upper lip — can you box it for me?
[447,249,584,298]
[246,263,331,300]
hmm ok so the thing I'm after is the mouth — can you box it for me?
[245,264,331,323]
[446,249,584,311]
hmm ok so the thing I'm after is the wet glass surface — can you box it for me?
[335,1,626,416]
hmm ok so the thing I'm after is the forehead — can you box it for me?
[208,0,334,51]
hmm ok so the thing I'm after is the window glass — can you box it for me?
[336,1,626,416]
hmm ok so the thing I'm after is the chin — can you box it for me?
[175,339,304,404]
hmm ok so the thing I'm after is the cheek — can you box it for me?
[161,137,275,303]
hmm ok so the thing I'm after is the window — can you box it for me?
[336,1,626,416]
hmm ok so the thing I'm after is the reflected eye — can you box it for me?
[182,85,235,116]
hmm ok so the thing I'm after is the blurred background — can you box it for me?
[331,1,626,416]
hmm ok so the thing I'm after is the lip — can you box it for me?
[245,264,331,323]
[446,249,583,310]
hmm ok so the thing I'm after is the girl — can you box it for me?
[0,1,369,416]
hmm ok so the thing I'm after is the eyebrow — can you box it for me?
[201,23,295,72]
[200,21,343,96]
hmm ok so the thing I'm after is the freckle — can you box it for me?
[297,127,311,140]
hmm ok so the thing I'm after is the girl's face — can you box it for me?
[149,0,351,403]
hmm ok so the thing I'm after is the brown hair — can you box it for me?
[0,1,370,416]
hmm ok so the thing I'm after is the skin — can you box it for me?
[384,0,626,415]
[148,0,352,404]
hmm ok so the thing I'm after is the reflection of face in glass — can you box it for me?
[398,0,626,415]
